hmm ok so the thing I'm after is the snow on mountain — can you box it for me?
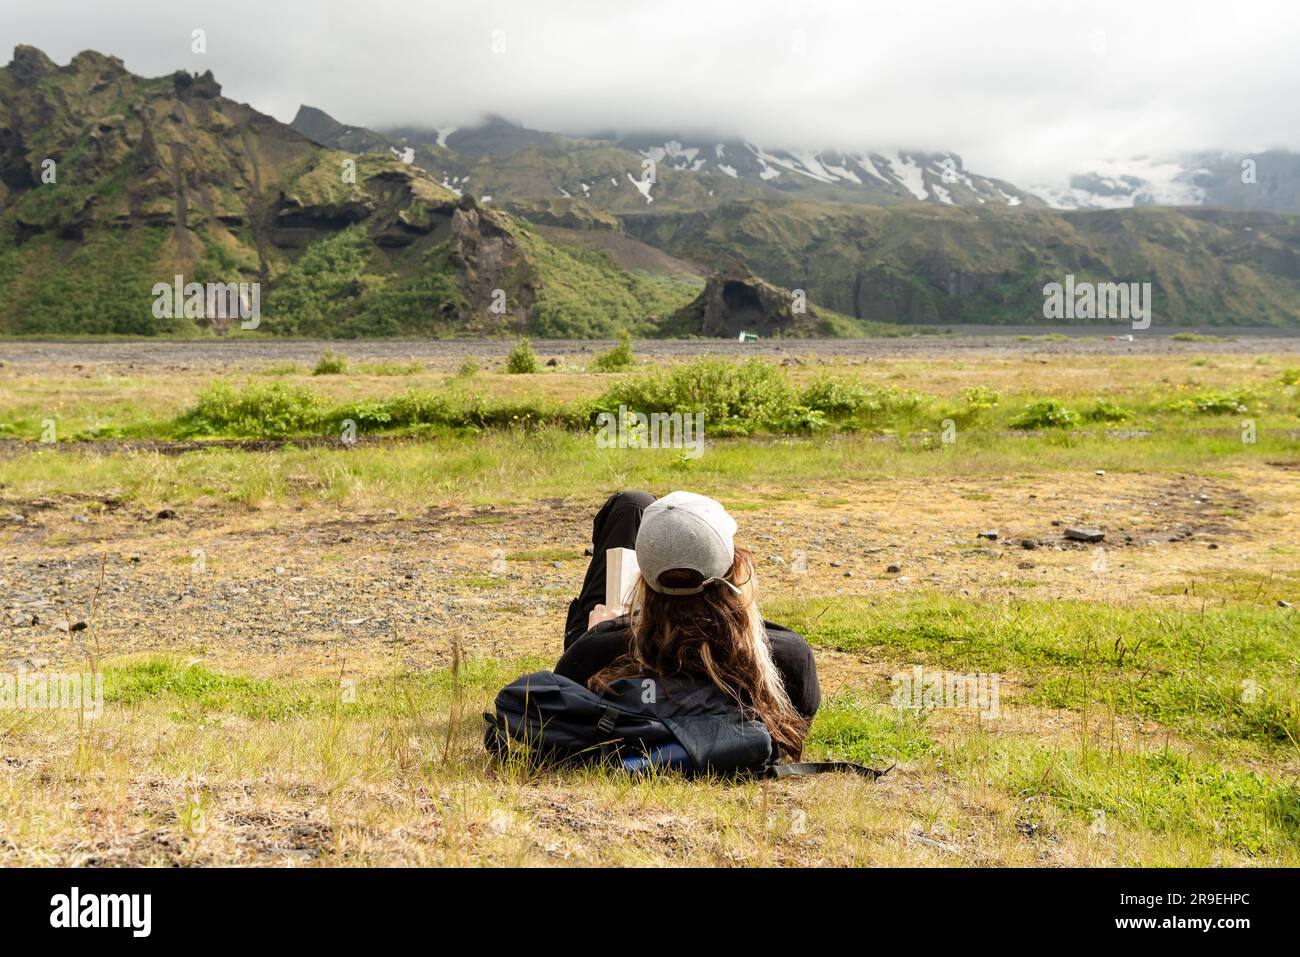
[887,152,928,200]
[307,108,1299,214]
[1030,156,1211,209]
[617,133,1033,206]
[626,172,655,204]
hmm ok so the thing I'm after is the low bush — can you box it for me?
[1162,391,1253,415]
[962,386,1000,411]
[592,330,636,371]
[596,357,797,436]
[1082,399,1134,423]
[1010,400,1079,430]
[506,338,540,374]
[312,349,350,375]
[177,382,325,438]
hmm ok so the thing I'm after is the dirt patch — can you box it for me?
[2,464,1291,675]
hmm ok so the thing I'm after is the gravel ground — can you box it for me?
[2,465,1289,675]
[3,329,1299,372]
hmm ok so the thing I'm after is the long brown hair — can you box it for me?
[588,546,809,759]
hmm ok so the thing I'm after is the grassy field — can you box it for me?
[1,341,1297,865]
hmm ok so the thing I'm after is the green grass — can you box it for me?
[51,653,1298,862]
[2,426,1296,510]
[805,692,936,764]
[4,355,1297,443]
[965,738,1298,857]
[352,359,425,376]
[516,232,700,338]
[767,594,1300,754]
[0,227,185,336]
[506,548,584,562]
[102,656,548,723]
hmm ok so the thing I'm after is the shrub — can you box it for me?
[595,361,932,435]
[1163,391,1253,415]
[1280,368,1299,387]
[962,386,1000,411]
[1082,399,1134,423]
[312,349,350,375]
[456,356,480,379]
[798,376,871,416]
[328,400,392,430]
[379,390,458,428]
[592,330,635,371]
[178,383,586,439]
[178,382,324,438]
[797,376,926,426]
[775,406,830,433]
[1010,400,1079,430]
[506,338,540,374]
[597,357,796,436]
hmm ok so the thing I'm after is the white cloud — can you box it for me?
[3,0,1298,183]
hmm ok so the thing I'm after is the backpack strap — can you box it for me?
[595,705,619,735]
[768,761,895,780]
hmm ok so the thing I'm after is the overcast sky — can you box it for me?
[4,0,1298,183]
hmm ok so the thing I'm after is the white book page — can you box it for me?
[604,547,640,615]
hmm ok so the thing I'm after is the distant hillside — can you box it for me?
[622,200,1300,327]
[0,47,698,337]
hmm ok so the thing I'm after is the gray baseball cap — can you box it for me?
[635,491,740,596]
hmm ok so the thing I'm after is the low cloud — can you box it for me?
[3,0,1298,183]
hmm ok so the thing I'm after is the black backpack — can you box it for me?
[483,670,890,780]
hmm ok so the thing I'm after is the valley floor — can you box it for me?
[0,340,1296,866]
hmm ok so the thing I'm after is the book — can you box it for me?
[604,547,640,614]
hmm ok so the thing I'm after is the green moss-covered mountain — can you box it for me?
[622,200,1300,327]
[301,105,1300,329]
[4,45,1300,336]
[0,46,699,337]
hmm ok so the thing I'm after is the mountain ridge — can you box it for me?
[3,45,1300,335]
[0,45,710,337]
[294,104,1044,211]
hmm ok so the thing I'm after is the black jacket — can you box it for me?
[554,617,821,720]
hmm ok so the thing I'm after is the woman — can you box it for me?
[556,490,820,759]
